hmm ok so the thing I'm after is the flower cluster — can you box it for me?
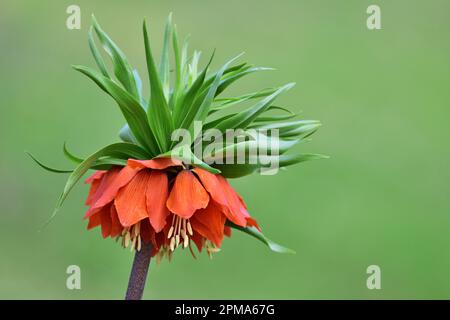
[85,157,258,260]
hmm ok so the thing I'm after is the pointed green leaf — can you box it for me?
[27,152,73,173]
[214,83,295,132]
[226,222,295,254]
[174,51,214,129]
[143,20,174,153]
[88,26,109,77]
[159,13,173,100]
[63,142,83,164]
[73,65,158,156]
[91,16,139,98]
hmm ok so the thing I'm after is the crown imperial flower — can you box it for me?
[31,13,324,297]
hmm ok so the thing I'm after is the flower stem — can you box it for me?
[125,242,152,300]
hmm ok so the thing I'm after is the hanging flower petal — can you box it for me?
[127,157,182,170]
[114,170,152,227]
[85,176,102,206]
[84,167,121,218]
[190,201,226,247]
[100,204,112,238]
[193,168,228,205]
[146,171,170,232]
[110,205,123,237]
[85,165,141,218]
[87,212,102,230]
[194,168,250,227]
[166,170,210,219]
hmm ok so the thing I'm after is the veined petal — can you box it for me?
[100,205,112,238]
[127,157,182,170]
[146,171,170,232]
[114,170,152,227]
[190,201,226,247]
[85,176,102,206]
[193,168,228,206]
[84,167,121,218]
[194,168,249,227]
[166,170,209,219]
[110,205,123,237]
[85,165,141,218]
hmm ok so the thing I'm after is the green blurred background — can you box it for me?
[1,0,450,299]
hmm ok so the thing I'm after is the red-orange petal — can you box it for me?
[114,170,152,227]
[146,171,170,232]
[85,176,102,206]
[194,168,250,227]
[110,205,123,237]
[87,165,141,217]
[216,175,249,226]
[190,201,226,247]
[87,212,101,230]
[224,226,232,237]
[193,168,228,206]
[100,205,112,238]
[166,170,210,219]
[127,157,183,170]
[84,167,122,218]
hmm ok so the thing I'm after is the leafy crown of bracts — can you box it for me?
[30,13,325,253]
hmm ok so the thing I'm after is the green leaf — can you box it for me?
[91,15,139,98]
[210,87,278,114]
[216,66,274,97]
[188,51,201,85]
[63,142,83,164]
[226,222,295,254]
[205,105,296,130]
[88,26,109,77]
[26,152,73,173]
[214,83,295,132]
[143,20,174,153]
[212,153,328,178]
[159,13,173,100]
[192,54,244,129]
[202,136,299,165]
[174,51,214,129]
[171,24,182,109]
[73,65,158,156]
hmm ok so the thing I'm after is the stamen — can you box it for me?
[170,237,176,252]
[137,235,142,252]
[187,221,193,236]
[166,216,194,254]
[167,226,174,239]
[124,231,130,248]
[130,236,136,252]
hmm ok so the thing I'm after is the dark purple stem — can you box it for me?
[125,242,152,300]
